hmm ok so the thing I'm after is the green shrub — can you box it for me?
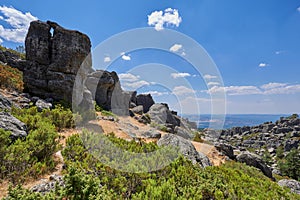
[278,148,300,181]
[0,64,23,92]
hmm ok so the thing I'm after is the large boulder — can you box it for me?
[0,112,28,141]
[24,20,91,103]
[157,134,210,168]
[136,94,155,113]
[236,151,273,179]
[149,103,180,128]
[215,142,236,160]
[278,179,300,195]
[174,126,193,139]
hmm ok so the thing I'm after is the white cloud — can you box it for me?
[0,6,38,43]
[208,86,262,96]
[172,86,195,96]
[104,56,111,63]
[171,72,191,79]
[207,82,220,86]
[121,52,131,61]
[259,62,269,67]
[123,80,150,89]
[148,8,182,31]
[207,82,300,96]
[142,91,169,97]
[260,82,287,90]
[169,44,182,52]
[0,38,3,44]
[203,74,217,80]
[297,7,300,12]
[119,73,140,82]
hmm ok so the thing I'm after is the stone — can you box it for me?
[0,93,12,110]
[131,105,144,115]
[137,114,151,124]
[31,175,65,194]
[148,103,180,128]
[198,152,212,168]
[35,99,52,112]
[0,112,28,141]
[174,126,193,140]
[136,94,155,113]
[284,139,299,152]
[215,142,236,160]
[236,151,273,179]
[157,134,209,167]
[278,179,300,195]
[24,20,91,103]
[141,130,161,139]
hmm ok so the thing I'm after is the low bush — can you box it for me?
[0,64,23,92]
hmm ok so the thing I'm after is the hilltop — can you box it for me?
[0,20,299,199]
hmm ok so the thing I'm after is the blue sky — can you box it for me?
[1,0,300,114]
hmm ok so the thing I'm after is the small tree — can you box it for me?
[278,148,300,181]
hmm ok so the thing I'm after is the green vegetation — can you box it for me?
[0,45,25,60]
[278,148,300,181]
[193,131,204,143]
[0,64,24,92]
[150,122,168,132]
[4,132,299,199]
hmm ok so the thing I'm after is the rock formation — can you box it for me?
[278,179,300,195]
[157,134,211,168]
[0,112,28,141]
[24,20,91,103]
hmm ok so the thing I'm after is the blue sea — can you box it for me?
[183,114,291,129]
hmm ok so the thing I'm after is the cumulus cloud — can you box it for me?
[172,86,195,96]
[203,74,217,80]
[169,44,182,52]
[121,52,131,61]
[0,6,38,43]
[171,72,191,79]
[104,56,111,63]
[259,62,269,67]
[119,73,140,82]
[260,82,287,90]
[123,80,150,89]
[142,91,169,97]
[148,8,182,31]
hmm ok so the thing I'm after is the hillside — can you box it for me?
[0,20,299,199]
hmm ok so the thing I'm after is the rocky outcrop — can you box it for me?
[278,179,300,195]
[0,49,26,70]
[149,103,180,129]
[157,134,211,168]
[207,115,300,174]
[0,112,28,141]
[214,142,235,160]
[135,94,155,113]
[236,151,273,179]
[141,130,161,139]
[24,20,91,103]
[0,93,12,110]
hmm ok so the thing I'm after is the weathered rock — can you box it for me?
[174,126,193,139]
[35,99,52,112]
[136,94,155,113]
[24,20,91,103]
[31,175,65,194]
[149,103,180,129]
[198,152,212,168]
[284,139,299,152]
[215,143,236,160]
[0,112,27,141]
[278,179,300,195]
[137,114,151,124]
[157,134,209,167]
[131,105,144,115]
[236,151,273,179]
[0,93,12,110]
[141,130,161,139]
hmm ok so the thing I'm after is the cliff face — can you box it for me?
[24,20,91,102]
